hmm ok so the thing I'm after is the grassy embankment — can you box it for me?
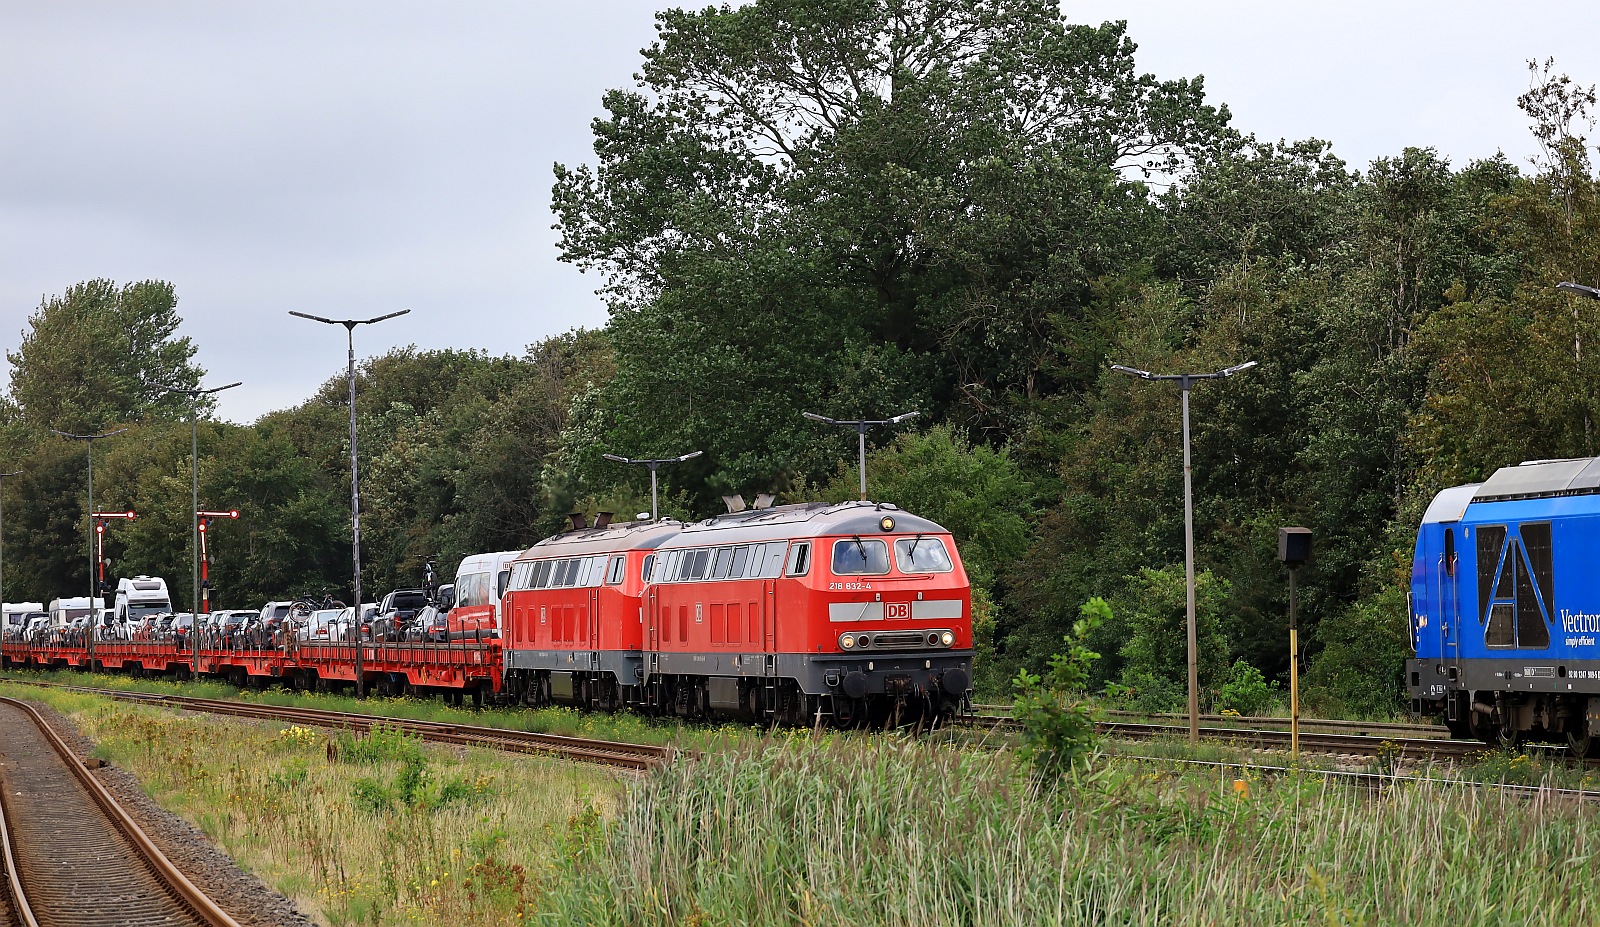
[0,666,744,749]
[1,680,620,926]
[10,674,1600,925]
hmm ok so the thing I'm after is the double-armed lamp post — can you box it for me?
[599,451,703,521]
[801,411,919,500]
[153,379,242,674]
[289,308,410,698]
[0,471,19,607]
[1109,361,1257,745]
[51,427,128,667]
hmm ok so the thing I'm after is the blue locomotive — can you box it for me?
[1408,457,1600,754]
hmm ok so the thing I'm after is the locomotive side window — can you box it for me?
[894,537,953,573]
[1475,525,1506,623]
[641,554,655,582]
[711,547,734,579]
[1514,539,1551,649]
[749,542,785,578]
[532,560,553,589]
[687,549,712,581]
[832,539,889,575]
[1486,603,1515,647]
[787,542,812,576]
[607,556,626,585]
[1521,523,1555,619]
[730,545,750,577]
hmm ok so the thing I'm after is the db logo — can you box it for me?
[885,602,910,620]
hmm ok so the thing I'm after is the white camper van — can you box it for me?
[115,576,173,626]
[48,596,105,631]
[3,602,44,641]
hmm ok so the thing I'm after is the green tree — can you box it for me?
[1110,565,1231,710]
[7,279,205,433]
[554,0,1231,498]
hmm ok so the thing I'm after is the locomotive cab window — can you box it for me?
[1479,522,1554,650]
[786,542,811,577]
[606,555,627,585]
[641,554,655,583]
[832,538,889,575]
[894,537,953,573]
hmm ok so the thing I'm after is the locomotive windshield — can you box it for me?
[895,537,953,573]
[832,538,889,575]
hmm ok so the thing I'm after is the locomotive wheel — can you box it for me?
[1568,730,1600,759]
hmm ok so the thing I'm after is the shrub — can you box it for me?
[1214,659,1279,716]
[1011,597,1108,781]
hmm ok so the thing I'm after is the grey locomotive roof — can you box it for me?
[1471,456,1600,503]
[1421,483,1480,524]
[1428,456,1600,517]
[664,500,949,546]
[519,519,682,558]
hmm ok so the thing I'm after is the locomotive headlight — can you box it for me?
[941,631,954,647]
[840,634,856,650]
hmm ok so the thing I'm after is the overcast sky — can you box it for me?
[3,1,1597,423]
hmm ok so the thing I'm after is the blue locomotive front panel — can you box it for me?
[1408,458,1600,750]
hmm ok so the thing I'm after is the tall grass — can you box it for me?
[545,737,1600,926]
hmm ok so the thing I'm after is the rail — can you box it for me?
[0,696,243,927]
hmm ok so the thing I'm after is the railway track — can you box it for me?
[0,696,242,927]
[955,713,1490,761]
[970,703,1448,739]
[3,680,675,771]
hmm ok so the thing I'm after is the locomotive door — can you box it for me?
[1442,526,1461,661]
[588,589,600,670]
[762,580,777,652]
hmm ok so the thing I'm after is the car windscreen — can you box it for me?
[127,602,170,619]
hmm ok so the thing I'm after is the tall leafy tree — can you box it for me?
[554,0,1231,498]
[7,279,205,433]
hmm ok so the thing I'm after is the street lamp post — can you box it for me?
[290,309,410,698]
[801,411,920,500]
[51,427,129,669]
[154,380,242,674]
[599,451,704,521]
[0,471,20,607]
[1110,360,1257,745]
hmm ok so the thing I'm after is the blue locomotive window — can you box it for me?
[1476,525,1506,622]
[1522,523,1555,619]
[1481,526,1553,650]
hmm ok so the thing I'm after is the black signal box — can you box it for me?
[1278,527,1312,566]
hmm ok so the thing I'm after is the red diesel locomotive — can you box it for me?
[501,500,973,726]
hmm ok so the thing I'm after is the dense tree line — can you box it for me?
[4,3,1598,714]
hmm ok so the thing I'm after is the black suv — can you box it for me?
[371,589,428,642]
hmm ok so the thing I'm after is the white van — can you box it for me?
[447,550,520,640]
